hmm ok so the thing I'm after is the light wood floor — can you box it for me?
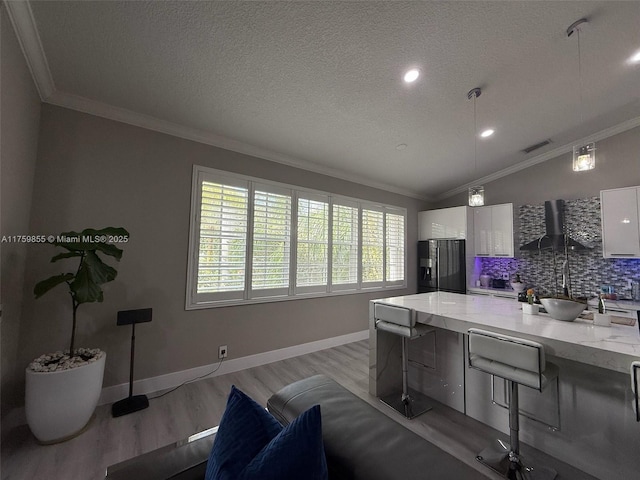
[1,340,596,480]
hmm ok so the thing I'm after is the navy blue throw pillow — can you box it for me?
[205,386,328,480]
[205,386,282,480]
[240,404,328,480]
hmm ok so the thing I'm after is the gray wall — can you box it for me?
[15,104,424,399]
[0,5,42,417]
[434,125,640,209]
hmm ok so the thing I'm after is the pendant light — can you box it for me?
[567,18,596,172]
[467,87,484,207]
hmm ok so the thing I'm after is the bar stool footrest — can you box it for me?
[476,441,557,480]
[380,388,433,419]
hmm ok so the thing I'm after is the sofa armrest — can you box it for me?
[105,427,217,480]
[268,375,484,480]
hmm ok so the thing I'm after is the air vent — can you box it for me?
[522,139,552,154]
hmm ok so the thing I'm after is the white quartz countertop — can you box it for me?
[373,292,640,373]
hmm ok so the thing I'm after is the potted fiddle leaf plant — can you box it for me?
[26,227,129,444]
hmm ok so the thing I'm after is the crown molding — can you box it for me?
[46,90,429,201]
[4,0,54,100]
[435,115,640,202]
[4,0,427,201]
[9,0,637,204]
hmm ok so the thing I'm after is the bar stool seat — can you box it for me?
[374,303,434,419]
[468,328,559,480]
[469,354,559,391]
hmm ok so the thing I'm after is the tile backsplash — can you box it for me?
[479,197,640,299]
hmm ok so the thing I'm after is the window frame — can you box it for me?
[186,165,408,309]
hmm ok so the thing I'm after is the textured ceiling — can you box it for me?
[20,1,640,199]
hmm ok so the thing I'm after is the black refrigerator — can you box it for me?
[418,239,466,294]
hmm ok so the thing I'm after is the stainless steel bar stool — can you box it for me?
[468,328,559,480]
[374,303,434,419]
[632,361,640,422]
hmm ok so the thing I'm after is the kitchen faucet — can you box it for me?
[561,260,570,297]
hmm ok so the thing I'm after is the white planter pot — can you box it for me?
[522,303,539,315]
[25,352,106,444]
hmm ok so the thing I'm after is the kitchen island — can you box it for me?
[372,291,639,373]
[369,292,640,480]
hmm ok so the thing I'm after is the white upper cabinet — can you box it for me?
[601,187,640,258]
[473,206,492,255]
[491,203,514,256]
[473,203,514,257]
[418,206,471,240]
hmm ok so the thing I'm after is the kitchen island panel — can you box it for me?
[408,328,465,413]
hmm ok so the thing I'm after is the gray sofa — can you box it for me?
[106,375,485,479]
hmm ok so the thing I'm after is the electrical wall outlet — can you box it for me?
[218,345,228,359]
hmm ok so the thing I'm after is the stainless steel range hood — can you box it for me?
[520,199,591,251]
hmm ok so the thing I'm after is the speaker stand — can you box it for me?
[112,315,150,417]
[112,394,149,417]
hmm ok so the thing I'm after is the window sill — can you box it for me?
[185,284,408,310]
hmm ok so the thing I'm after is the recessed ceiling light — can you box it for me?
[480,129,495,138]
[628,50,640,64]
[403,69,420,83]
[396,143,408,150]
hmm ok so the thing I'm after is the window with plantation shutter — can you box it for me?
[251,186,292,297]
[362,208,384,285]
[386,212,405,284]
[187,166,407,309]
[296,195,329,293]
[332,202,358,289]
[191,175,249,303]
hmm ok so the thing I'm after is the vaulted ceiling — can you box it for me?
[8,1,640,199]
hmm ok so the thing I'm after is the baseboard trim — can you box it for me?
[99,330,369,405]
